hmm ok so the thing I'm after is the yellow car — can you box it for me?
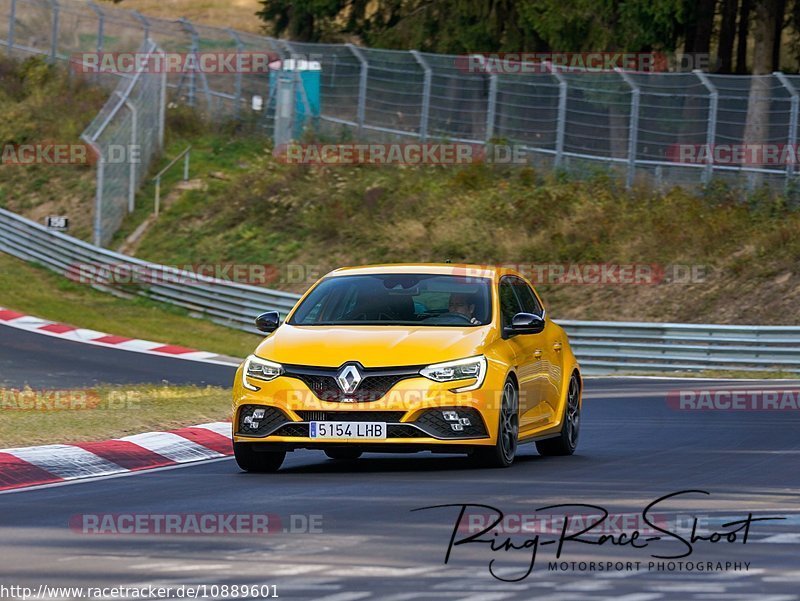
[232,264,581,471]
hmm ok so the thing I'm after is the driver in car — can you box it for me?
[448,293,480,324]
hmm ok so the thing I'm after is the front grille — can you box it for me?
[296,410,406,422]
[387,425,427,438]
[273,423,310,437]
[413,407,488,439]
[236,405,290,437]
[283,363,422,403]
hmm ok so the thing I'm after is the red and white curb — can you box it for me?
[0,422,233,492]
[0,307,240,366]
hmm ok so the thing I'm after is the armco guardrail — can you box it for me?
[2,207,799,374]
[0,208,298,335]
[561,320,800,374]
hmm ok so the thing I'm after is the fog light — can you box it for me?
[451,423,464,431]
[243,414,260,429]
[443,411,459,422]
[253,408,266,419]
[459,417,471,426]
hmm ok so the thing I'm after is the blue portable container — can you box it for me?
[269,58,321,138]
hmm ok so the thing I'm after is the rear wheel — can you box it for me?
[470,378,518,468]
[324,448,363,461]
[233,443,286,472]
[536,373,580,456]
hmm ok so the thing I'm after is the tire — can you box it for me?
[536,372,581,456]
[233,443,286,472]
[470,378,519,468]
[324,448,363,461]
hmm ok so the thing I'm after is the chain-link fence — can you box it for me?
[2,0,800,217]
[80,39,165,246]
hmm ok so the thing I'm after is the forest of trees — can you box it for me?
[257,0,799,74]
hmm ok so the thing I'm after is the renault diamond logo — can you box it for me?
[336,364,362,394]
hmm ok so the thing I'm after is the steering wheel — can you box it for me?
[442,312,473,323]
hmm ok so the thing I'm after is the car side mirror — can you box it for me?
[255,311,280,333]
[504,312,545,337]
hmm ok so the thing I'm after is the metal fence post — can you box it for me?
[410,50,431,141]
[94,158,104,246]
[616,68,640,189]
[273,71,295,146]
[154,177,161,217]
[694,70,718,184]
[486,71,497,142]
[8,0,16,56]
[87,139,104,247]
[129,100,137,213]
[547,62,568,168]
[775,72,799,189]
[114,92,138,213]
[347,44,368,134]
[282,40,314,135]
[178,18,197,107]
[179,18,213,114]
[158,56,167,149]
[227,28,244,120]
[87,1,104,53]
[49,0,60,63]
[132,10,149,42]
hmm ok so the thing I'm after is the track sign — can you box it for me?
[45,216,69,232]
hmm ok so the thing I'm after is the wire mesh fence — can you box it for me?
[80,38,165,246]
[2,0,800,233]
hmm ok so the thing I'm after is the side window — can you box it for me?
[511,277,543,316]
[498,279,523,328]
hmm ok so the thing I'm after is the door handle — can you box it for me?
[553,342,562,352]
[533,349,543,359]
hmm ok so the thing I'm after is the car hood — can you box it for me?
[254,324,493,368]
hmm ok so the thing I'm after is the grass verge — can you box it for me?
[0,253,259,358]
[0,384,230,447]
[129,131,800,325]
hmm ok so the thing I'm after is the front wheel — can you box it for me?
[470,378,519,468]
[233,443,286,472]
[536,373,580,456]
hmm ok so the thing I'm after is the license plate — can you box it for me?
[309,421,387,439]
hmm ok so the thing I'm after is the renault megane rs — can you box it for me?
[232,264,581,471]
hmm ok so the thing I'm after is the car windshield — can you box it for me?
[289,273,492,327]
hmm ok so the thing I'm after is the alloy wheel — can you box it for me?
[565,375,580,448]
[499,381,519,462]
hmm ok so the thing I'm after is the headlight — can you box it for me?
[242,355,283,391]
[419,355,487,392]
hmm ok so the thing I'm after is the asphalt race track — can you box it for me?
[0,324,235,388]
[1,323,799,600]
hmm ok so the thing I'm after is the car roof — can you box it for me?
[326,263,524,281]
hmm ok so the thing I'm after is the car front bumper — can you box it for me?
[231,364,504,448]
